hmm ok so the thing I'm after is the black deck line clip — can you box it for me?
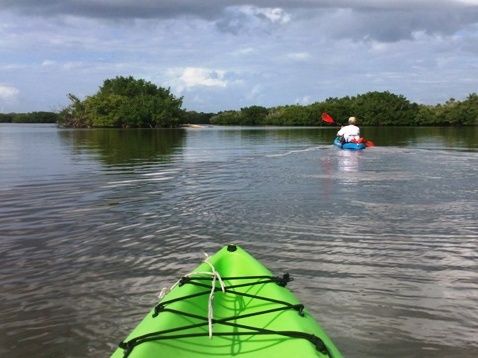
[118,340,134,358]
[274,273,292,287]
[178,276,191,286]
[311,334,328,354]
[296,304,305,317]
[152,304,165,318]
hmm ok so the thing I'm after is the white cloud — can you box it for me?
[168,67,228,93]
[287,52,311,61]
[0,84,19,102]
[62,61,87,71]
[251,6,291,24]
[295,96,312,105]
[181,68,227,88]
[41,60,56,67]
[216,6,291,34]
[455,0,478,4]
[231,47,255,56]
[246,84,264,101]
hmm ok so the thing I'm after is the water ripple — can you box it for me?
[1,129,477,357]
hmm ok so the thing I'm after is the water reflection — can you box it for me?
[57,128,186,166]
[337,150,361,173]
[364,126,478,150]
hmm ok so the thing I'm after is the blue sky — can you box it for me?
[1,0,477,113]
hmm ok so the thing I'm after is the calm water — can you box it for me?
[0,124,477,357]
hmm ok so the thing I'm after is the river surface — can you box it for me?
[1,124,477,357]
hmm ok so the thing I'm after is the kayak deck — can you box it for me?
[111,245,343,358]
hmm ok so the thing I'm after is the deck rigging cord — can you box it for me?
[118,254,333,358]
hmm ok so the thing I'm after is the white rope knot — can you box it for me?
[158,252,226,339]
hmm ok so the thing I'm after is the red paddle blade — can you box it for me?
[321,113,335,123]
[364,140,375,147]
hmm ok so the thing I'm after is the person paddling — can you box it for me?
[337,116,360,143]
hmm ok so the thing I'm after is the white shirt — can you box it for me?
[337,125,360,142]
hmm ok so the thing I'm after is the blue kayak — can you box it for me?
[333,137,365,150]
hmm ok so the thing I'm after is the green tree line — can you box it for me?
[0,111,57,123]
[3,76,477,127]
[210,91,478,126]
